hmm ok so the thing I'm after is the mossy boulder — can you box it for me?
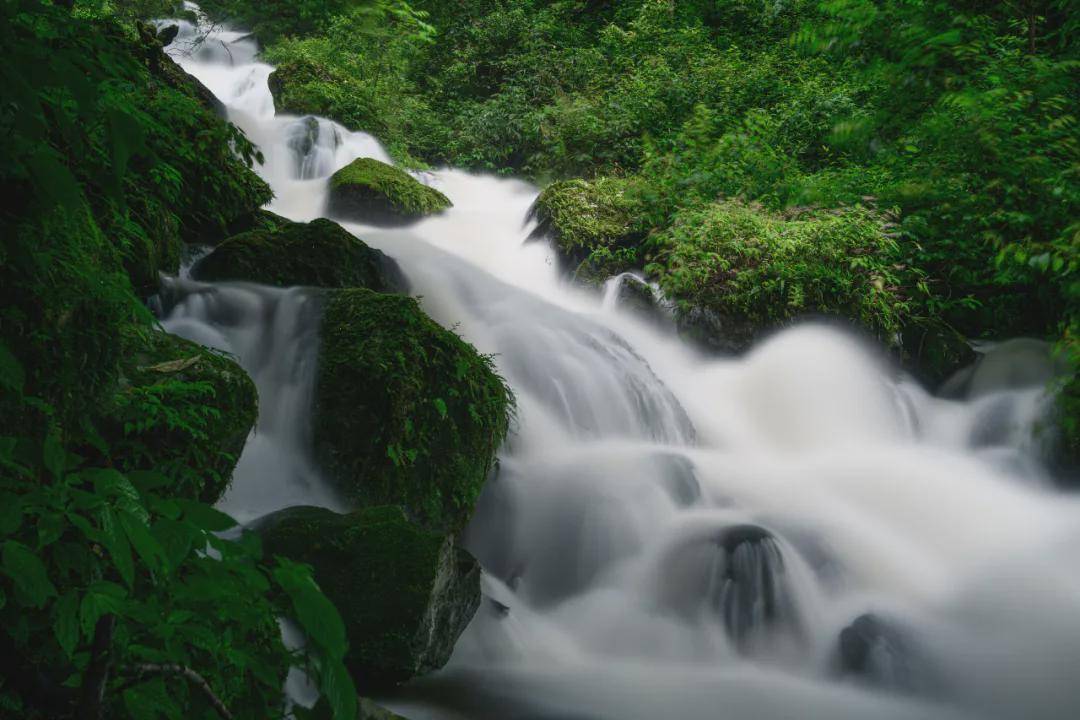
[314,289,511,533]
[327,158,451,226]
[258,505,481,691]
[651,200,964,371]
[103,325,258,504]
[193,217,405,291]
[529,177,642,282]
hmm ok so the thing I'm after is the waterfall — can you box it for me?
[158,6,1080,720]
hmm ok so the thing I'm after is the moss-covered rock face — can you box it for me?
[649,200,964,370]
[258,505,481,691]
[193,217,405,291]
[529,177,642,282]
[103,326,257,504]
[327,158,451,226]
[315,289,511,533]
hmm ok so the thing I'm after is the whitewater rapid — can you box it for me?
[158,9,1080,720]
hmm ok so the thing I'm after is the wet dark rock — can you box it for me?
[836,613,927,693]
[157,23,179,46]
[193,217,405,292]
[258,505,482,691]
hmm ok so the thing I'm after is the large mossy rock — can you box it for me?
[259,505,481,691]
[193,217,404,291]
[103,326,257,504]
[315,289,511,533]
[652,200,968,374]
[528,177,642,283]
[327,158,451,226]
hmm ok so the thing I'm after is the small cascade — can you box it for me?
[159,276,343,523]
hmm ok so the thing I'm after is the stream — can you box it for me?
[157,7,1080,719]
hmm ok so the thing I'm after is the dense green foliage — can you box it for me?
[194,217,401,290]
[231,0,1077,369]
[315,290,512,533]
[260,505,480,691]
[327,157,451,224]
[0,2,357,717]
[105,326,259,505]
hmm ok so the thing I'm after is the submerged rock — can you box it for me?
[258,505,481,691]
[835,613,930,694]
[193,217,404,291]
[327,158,451,226]
[104,326,257,504]
[655,523,802,655]
[314,289,512,532]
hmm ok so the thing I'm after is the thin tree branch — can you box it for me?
[78,614,116,720]
[121,663,235,720]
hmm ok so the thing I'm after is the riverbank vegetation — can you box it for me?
[231,0,1077,377]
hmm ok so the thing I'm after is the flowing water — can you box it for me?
[157,7,1080,719]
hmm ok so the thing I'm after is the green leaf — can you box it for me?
[318,656,358,720]
[433,397,448,419]
[123,678,177,720]
[120,510,167,573]
[175,500,237,532]
[43,431,65,481]
[100,507,134,588]
[273,560,347,659]
[80,581,126,637]
[0,494,23,536]
[2,540,56,608]
[53,591,80,658]
[0,342,24,393]
[151,518,195,570]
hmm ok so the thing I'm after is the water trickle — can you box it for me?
[158,6,1080,719]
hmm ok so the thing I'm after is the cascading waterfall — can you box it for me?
[158,7,1080,719]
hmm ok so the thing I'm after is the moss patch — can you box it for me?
[529,177,642,281]
[647,200,957,364]
[103,325,258,504]
[314,289,511,533]
[194,217,403,291]
[327,158,451,226]
[259,505,481,690]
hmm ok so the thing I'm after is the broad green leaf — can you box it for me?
[0,342,24,393]
[99,507,134,588]
[79,581,126,637]
[433,397,448,419]
[2,540,56,608]
[0,494,23,535]
[120,510,168,573]
[273,560,347,660]
[123,678,177,720]
[318,655,358,720]
[175,500,237,532]
[53,591,79,658]
[151,518,195,569]
[43,431,65,481]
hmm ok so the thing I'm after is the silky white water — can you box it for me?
[159,8,1079,719]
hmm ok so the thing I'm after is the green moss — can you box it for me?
[104,325,258,504]
[0,203,136,437]
[530,177,642,279]
[649,200,929,352]
[194,217,402,291]
[315,289,512,533]
[259,505,481,690]
[327,158,451,226]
